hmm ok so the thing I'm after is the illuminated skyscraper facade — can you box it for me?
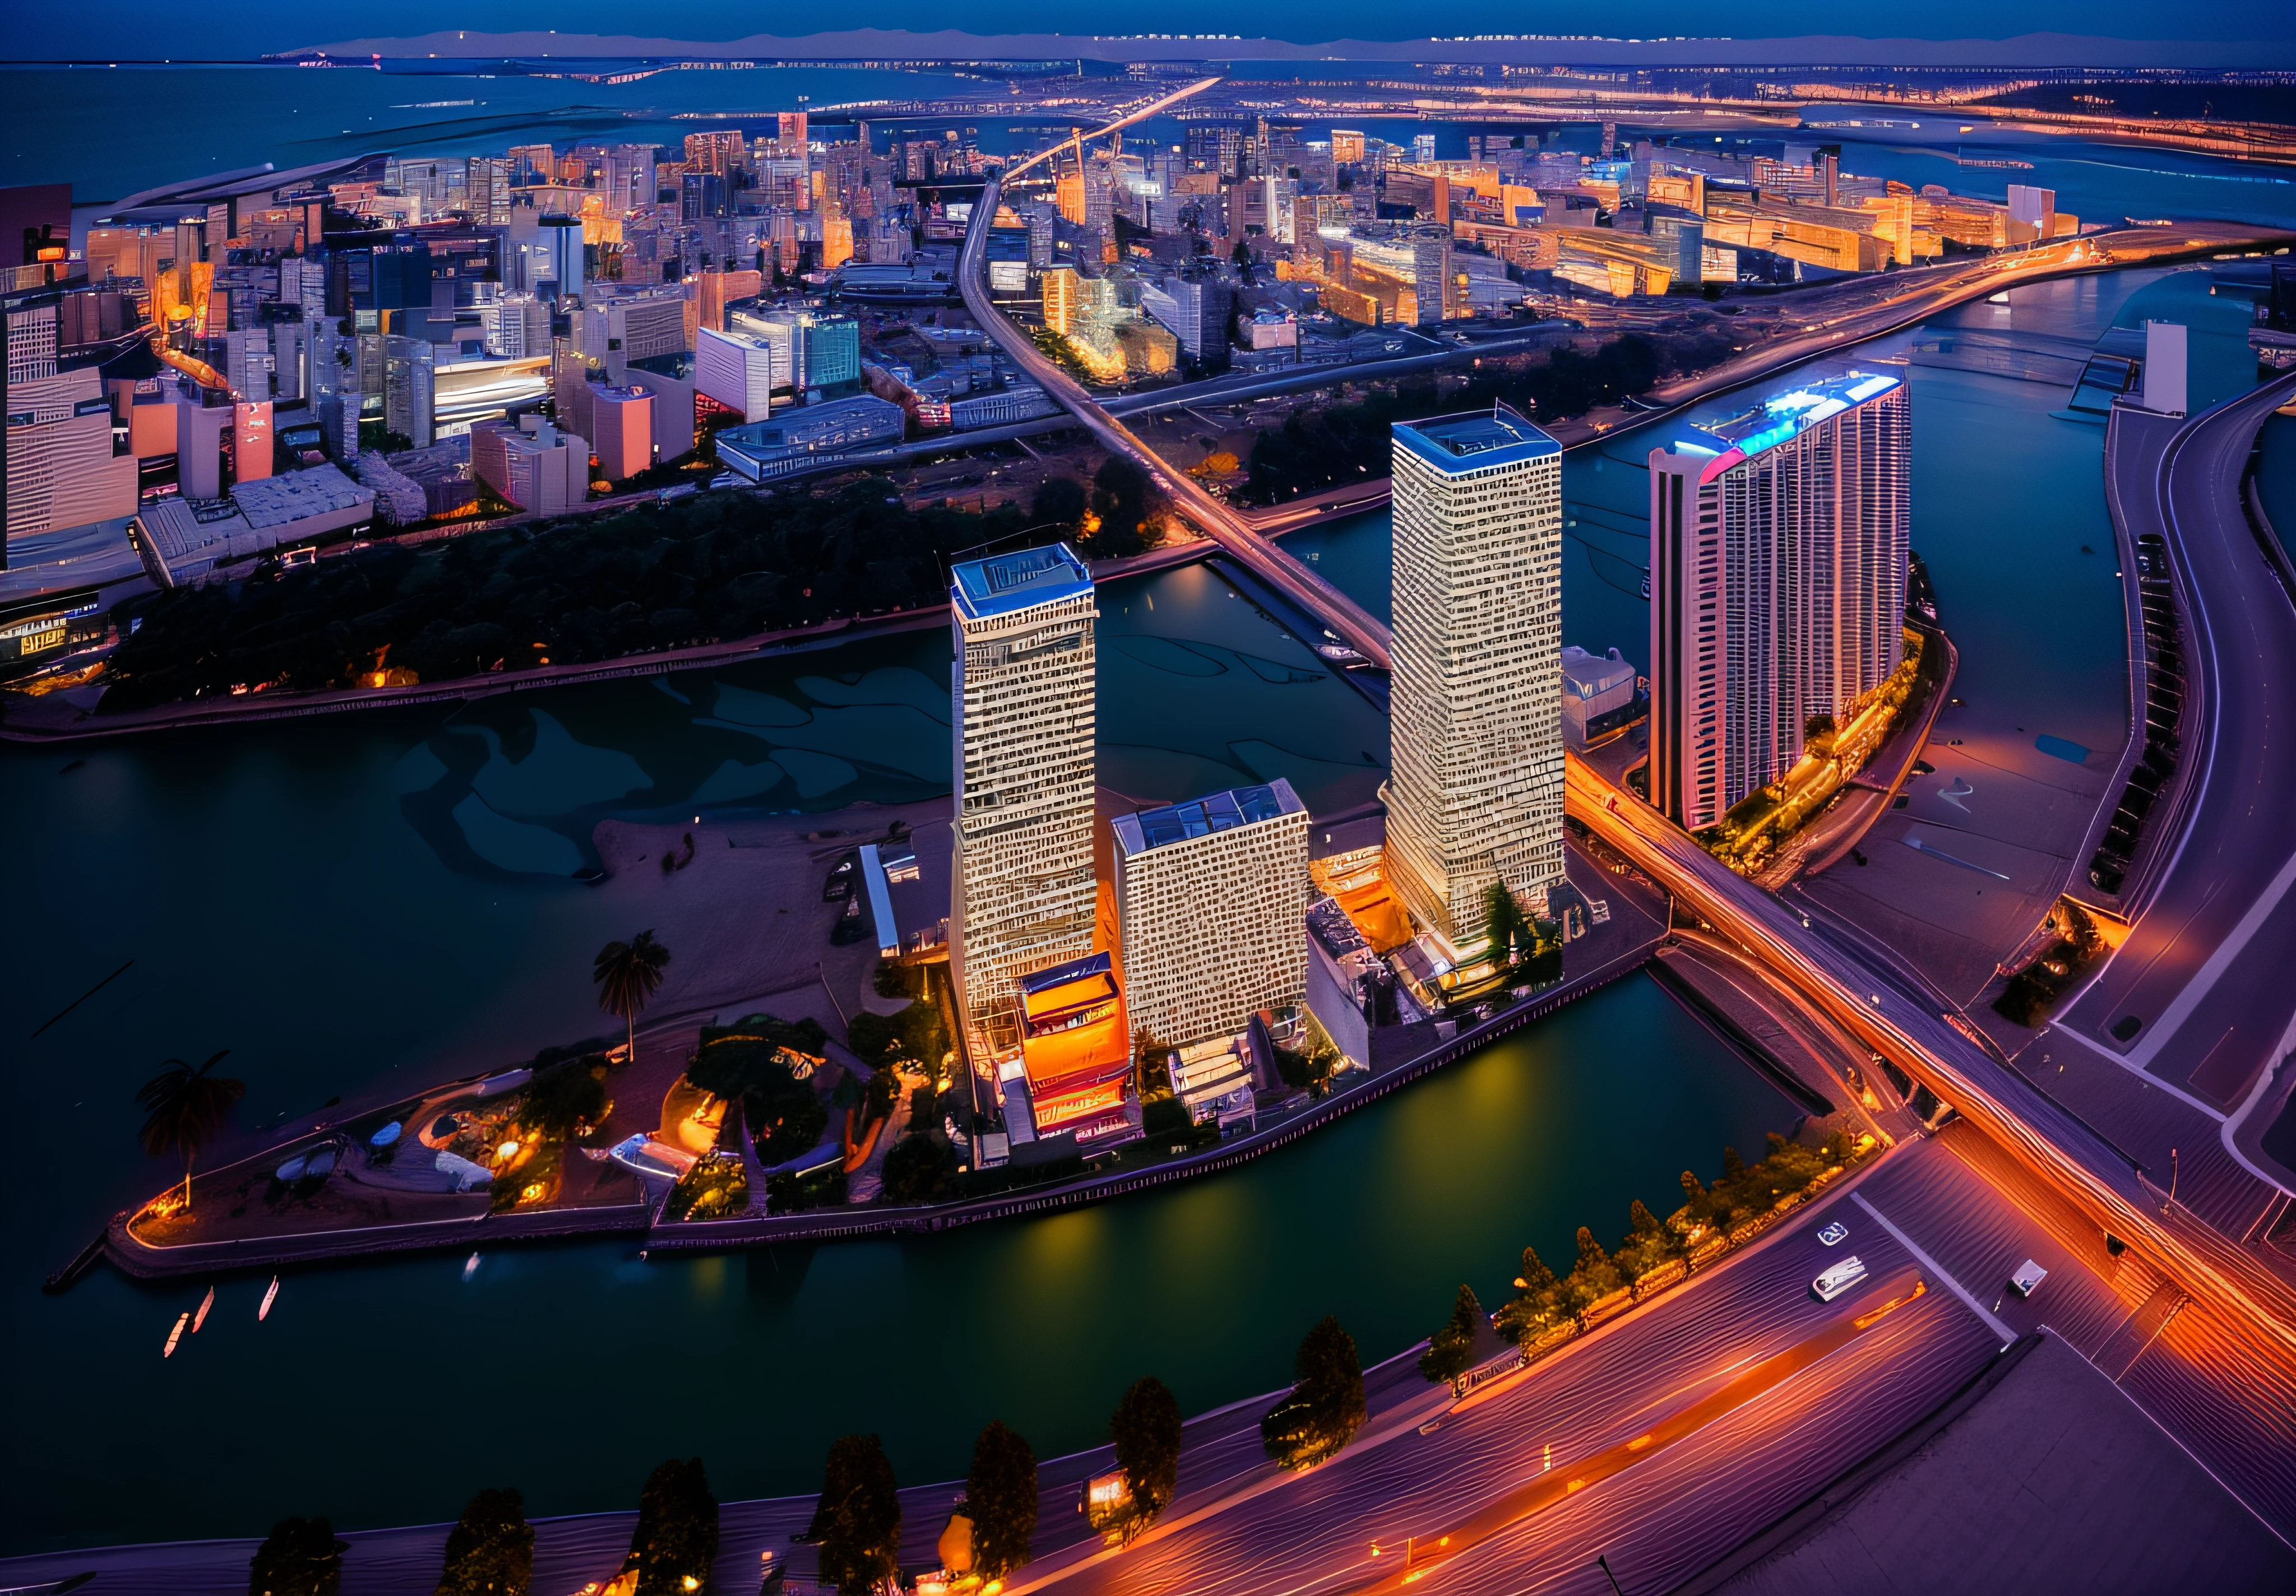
[1384,403,1566,950]
[1648,370,1910,830]
[951,544,1099,1051]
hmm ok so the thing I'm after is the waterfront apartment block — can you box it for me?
[1648,371,1910,830]
[950,544,1100,1052]
[1112,780,1311,1048]
[1384,403,1567,950]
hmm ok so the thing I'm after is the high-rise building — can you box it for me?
[470,417,589,514]
[1412,133,1438,164]
[576,291,689,381]
[1138,277,1232,369]
[950,543,1099,1051]
[484,293,551,359]
[535,216,585,301]
[383,335,435,448]
[683,130,747,179]
[695,326,780,421]
[1112,780,1310,1048]
[3,365,137,537]
[1647,371,1910,831]
[1384,404,1566,950]
[508,145,556,186]
[1040,266,1087,335]
[233,401,273,483]
[590,387,655,480]
[467,157,512,225]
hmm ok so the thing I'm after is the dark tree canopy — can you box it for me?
[104,482,1058,710]
[1032,474,1089,529]
[249,1517,348,1596]
[521,1056,609,1139]
[1261,1316,1368,1470]
[1418,1284,1486,1385]
[881,1130,960,1203]
[436,1487,534,1596]
[687,1034,828,1164]
[1107,1376,1184,1542]
[626,1457,718,1596]
[1482,881,1534,963]
[1238,336,1678,508]
[965,1420,1040,1581]
[846,998,948,1074]
[1086,457,1158,558]
[809,1434,902,1596]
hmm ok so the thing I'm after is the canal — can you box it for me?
[2,88,2284,1544]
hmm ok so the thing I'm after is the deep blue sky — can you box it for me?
[1,2,2290,59]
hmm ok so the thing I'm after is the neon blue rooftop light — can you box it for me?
[1683,369,1900,463]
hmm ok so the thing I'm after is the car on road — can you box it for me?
[1817,1221,1850,1246]
[2010,1259,2048,1298]
[1813,1255,1869,1301]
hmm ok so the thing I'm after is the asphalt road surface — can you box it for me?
[2061,374,2296,1121]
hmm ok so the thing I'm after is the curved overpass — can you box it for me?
[958,165,1396,670]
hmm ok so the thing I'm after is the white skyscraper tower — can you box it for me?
[950,544,1100,1051]
[1383,403,1567,952]
[1112,780,1311,1047]
[1648,370,1910,831]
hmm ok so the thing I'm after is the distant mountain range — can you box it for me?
[291,29,2288,69]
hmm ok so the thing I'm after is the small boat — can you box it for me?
[462,1252,481,1280]
[192,1286,215,1333]
[258,1277,279,1320]
[163,1312,189,1357]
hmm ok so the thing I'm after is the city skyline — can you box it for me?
[4,32,2295,1595]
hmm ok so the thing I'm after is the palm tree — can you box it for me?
[594,930,672,1060]
[136,1050,245,1210]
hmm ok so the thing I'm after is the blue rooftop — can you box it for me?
[1112,778,1304,857]
[951,541,1093,620]
[1681,369,1901,463]
[1392,403,1560,477]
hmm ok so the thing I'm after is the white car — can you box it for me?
[1813,1255,1869,1302]
[2010,1259,2048,1298]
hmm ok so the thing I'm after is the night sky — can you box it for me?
[1,2,2289,61]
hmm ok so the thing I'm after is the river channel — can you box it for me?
[3,84,2286,1547]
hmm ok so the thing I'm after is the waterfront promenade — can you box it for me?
[81,838,1668,1285]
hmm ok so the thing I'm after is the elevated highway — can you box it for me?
[1567,748,2296,1346]
[957,134,1396,668]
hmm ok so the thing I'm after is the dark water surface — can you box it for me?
[0,551,1789,1553]
[1,77,2274,1537]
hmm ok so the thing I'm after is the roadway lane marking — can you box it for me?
[2123,846,2296,1073]
[1850,1192,2016,1346]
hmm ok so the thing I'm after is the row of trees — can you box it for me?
[241,1333,1371,1594]
[1237,333,1703,507]
[1419,1129,1866,1380]
[246,1461,714,1596]
[103,475,1092,709]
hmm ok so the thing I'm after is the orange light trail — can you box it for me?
[1358,1279,1927,1593]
